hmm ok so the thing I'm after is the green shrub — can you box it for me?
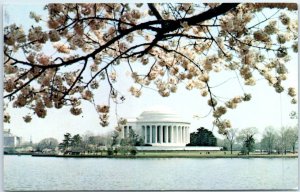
[130,148,137,156]
[107,148,113,156]
[114,148,119,155]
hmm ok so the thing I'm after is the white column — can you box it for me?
[154,125,157,143]
[178,126,181,143]
[169,126,171,143]
[180,126,184,143]
[183,126,186,143]
[189,127,191,143]
[175,126,178,143]
[187,127,190,143]
[182,127,184,143]
[182,127,186,143]
[177,126,179,143]
[177,126,181,143]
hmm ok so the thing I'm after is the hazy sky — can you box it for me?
[3,4,298,143]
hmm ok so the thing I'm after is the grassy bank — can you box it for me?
[21,150,298,158]
[134,151,298,158]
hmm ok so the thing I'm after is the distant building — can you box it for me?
[3,129,22,147]
[121,106,222,151]
[121,106,191,147]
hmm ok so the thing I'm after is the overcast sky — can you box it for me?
[2,4,298,143]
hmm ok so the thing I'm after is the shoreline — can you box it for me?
[4,153,298,159]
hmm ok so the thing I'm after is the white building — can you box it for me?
[121,107,191,146]
[3,129,22,147]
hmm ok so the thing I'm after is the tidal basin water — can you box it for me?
[4,155,298,191]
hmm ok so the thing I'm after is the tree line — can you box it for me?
[183,125,298,155]
[12,125,298,156]
[219,126,298,155]
[34,129,145,156]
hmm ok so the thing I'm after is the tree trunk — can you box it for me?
[292,145,295,154]
[230,143,233,154]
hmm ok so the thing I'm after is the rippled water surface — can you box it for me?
[4,155,298,190]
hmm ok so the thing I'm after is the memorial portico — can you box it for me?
[121,107,190,147]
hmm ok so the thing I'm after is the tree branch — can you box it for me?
[4,68,46,99]
[148,3,163,20]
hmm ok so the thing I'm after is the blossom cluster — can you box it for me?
[23,115,32,123]
[97,105,110,127]
[214,119,232,135]
[3,3,298,135]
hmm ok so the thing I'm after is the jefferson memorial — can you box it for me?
[121,106,190,146]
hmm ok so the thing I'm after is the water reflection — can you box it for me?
[4,156,298,190]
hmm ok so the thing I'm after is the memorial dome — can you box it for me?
[137,106,188,123]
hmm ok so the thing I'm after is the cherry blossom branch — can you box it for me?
[247,9,280,30]
[4,68,46,99]
[6,3,239,72]
[60,59,88,100]
[84,42,154,87]
[226,30,279,52]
